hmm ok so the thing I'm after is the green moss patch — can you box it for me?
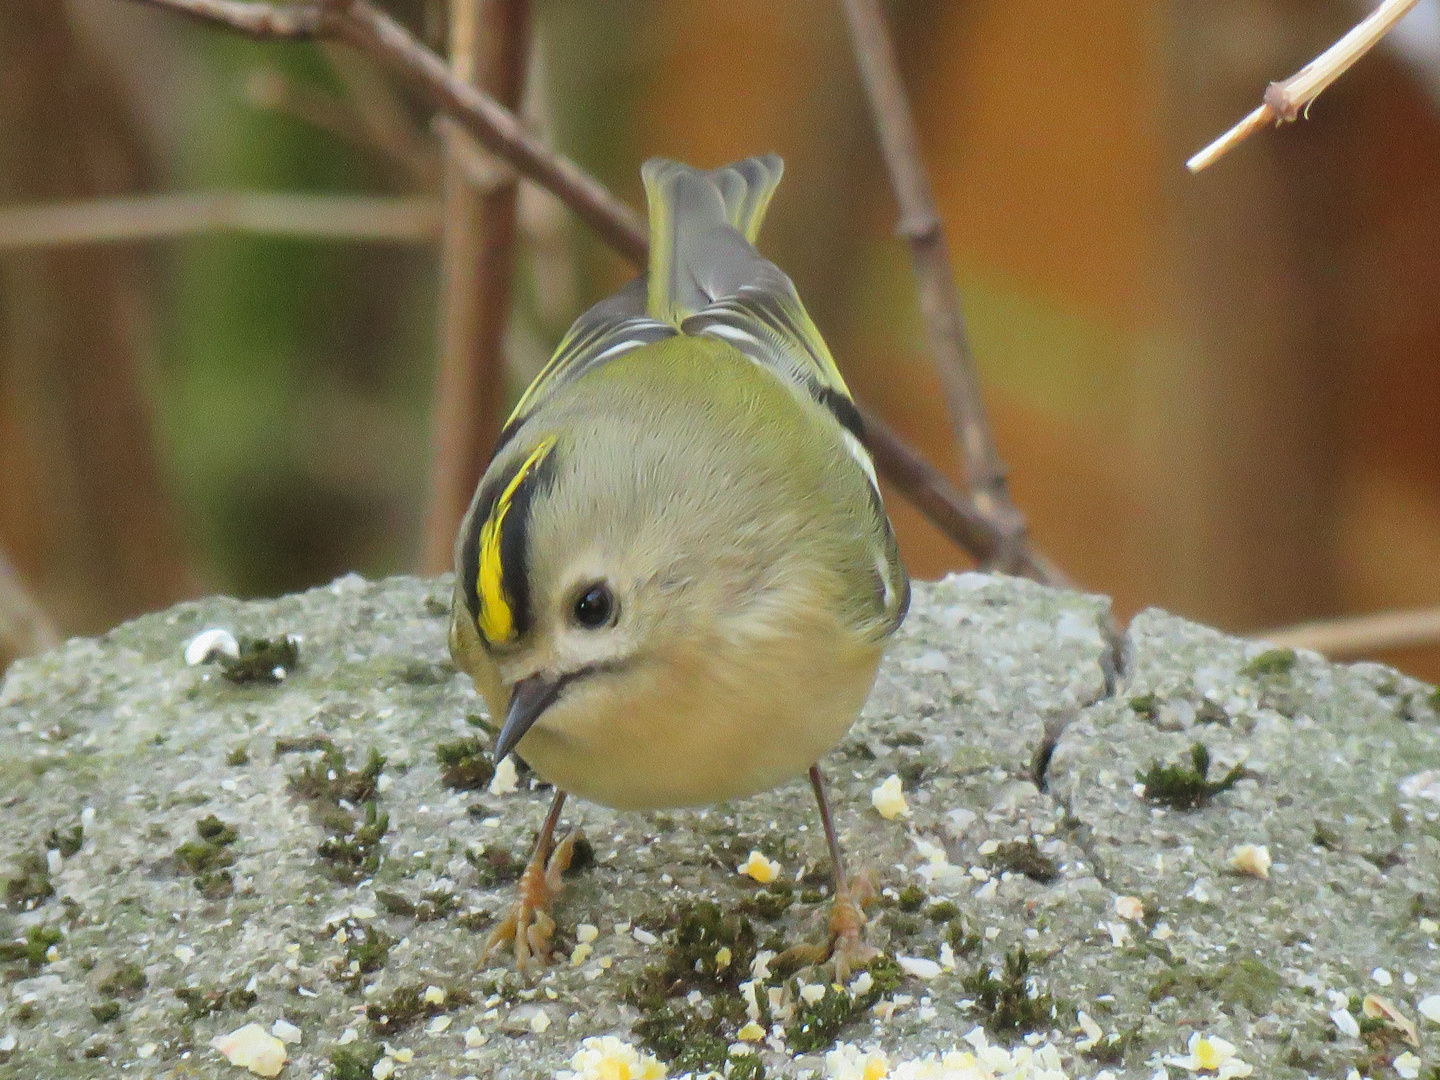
[632,992,750,1074]
[0,925,62,969]
[785,955,902,1053]
[1138,743,1244,811]
[317,800,389,884]
[987,839,1060,884]
[174,814,240,898]
[329,1042,385,1080]
[894,884,926,912]
[434,737,494,791]
[175,983,259,1019]
[1128,692,1160,722]
[221,635,300,684]
[376,888,457,922]
[627,901,762,1072]
[288,746,389,884]
[288,746,385,805]
[961,947,1057,1036]
[274,735,332,755]
[45,822,84,858]
[1241,647,1297,678]
[737,882,795,920]
[95,960,147,999]
[636,900,759,996]
[947,916,984,958]
[464,844,522,888]
[4,851,54,911]
[330,918,395,991]
[90,1000,121,1023]
[365,982,471,1036]
[1148,956,1280,1015]
[627,899,903,1070]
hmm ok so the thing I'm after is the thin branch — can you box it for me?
[129,0,648,260]
[333,0,649,263]
[421,0,531,574]
[0,191,441,248]
[125,0,1068,586]
[144,0,326,35]
[1256,605,1440,659]
[858,406,1070,588]
[1187,0,1421,173]
[837,0,1044,580]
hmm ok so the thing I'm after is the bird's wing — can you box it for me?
[494,277,675,457]
[645,157,907,636]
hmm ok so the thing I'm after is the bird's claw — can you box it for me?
[827,872,879,982]
[774,869,879,982]
[479,828,581,974]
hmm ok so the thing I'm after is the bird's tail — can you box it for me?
[640,155,784,326]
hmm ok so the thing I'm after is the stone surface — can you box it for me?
[0,572,1435,1079]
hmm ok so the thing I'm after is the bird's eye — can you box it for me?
[572,583,615,629]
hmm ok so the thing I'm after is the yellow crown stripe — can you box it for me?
[476,435,557,643]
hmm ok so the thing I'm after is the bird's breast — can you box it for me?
[515,624,883,811]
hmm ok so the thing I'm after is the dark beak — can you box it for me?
[494,673,565,762]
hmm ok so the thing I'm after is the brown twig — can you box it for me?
[836,0,1045,580]
[333,0,649,264]
[145,0,325,35]
[858,406,1069,587]
[1187,0,1421,172]
[129,0,647,261]
[1256,605,1440,659]
[420,0,531,573]
[0,191,440,248]
[124,0,1066,584]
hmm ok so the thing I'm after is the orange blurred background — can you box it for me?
[2,0,1438,680]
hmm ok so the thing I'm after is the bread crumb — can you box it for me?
[1228,844,1271,879]
[871,775,910,820]
[737,850,782,884]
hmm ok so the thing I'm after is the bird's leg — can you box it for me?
[480,786,580,974]
[776,766,880,979]
[810,764,879,981]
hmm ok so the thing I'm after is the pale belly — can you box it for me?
[514,633,884,811]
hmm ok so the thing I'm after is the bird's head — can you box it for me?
[447,415,755,766]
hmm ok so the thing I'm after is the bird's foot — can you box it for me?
[827,871,879,982]
[479,828,581,974]
[774,870,879,981]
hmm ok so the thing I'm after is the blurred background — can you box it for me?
[2,0,1438,679]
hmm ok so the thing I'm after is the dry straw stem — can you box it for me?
[125,0,1065,583]
[1187,0,1422,173]
[837,0,1038,578]
[0,191,439,248]
[1257,605,1440,660]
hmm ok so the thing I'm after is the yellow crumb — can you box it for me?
[871,774,909,820]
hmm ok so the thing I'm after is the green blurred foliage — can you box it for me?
[152,35,437,597]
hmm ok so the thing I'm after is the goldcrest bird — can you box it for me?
[449,155,909,974]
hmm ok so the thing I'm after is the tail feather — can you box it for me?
[641,155,783,325]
